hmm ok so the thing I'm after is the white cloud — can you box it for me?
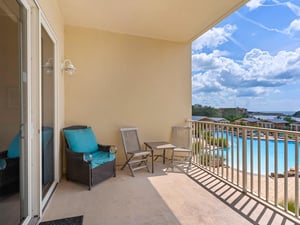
[246,0,266,10]
[192,24,237,51]
[285,2,300,16]
[285,19,300,35]
[192,48,300,103]
[192,50,229,71]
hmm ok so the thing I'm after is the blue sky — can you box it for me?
[192,0,300,112]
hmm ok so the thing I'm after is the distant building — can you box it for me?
[257,119,288,130]
[290,122,300,132]
[234,118,258,126]
[192,116,229,124]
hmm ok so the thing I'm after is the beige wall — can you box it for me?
[64,26,191,165]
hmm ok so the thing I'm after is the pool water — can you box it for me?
[215,132,300,175]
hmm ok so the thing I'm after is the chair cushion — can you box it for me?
[84,151,115,169]
[63,127,98,153]
[42,127,53,148]
[7,133,20,158]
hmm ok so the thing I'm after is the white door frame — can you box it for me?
[17,0,36,224]
[16,0,60,223]
[39,10,59,214]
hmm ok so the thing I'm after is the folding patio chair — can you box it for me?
[170,126,192,171]
[120,128,150,176]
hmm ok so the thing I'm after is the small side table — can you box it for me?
[144,141,176,173]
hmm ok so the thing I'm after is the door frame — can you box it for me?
[17,0,36,224]
[17,0,61,222]
[39,10,59,213]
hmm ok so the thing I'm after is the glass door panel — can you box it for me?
[0,0,28,224]
[19,1,29,221]
[41,26,55,198]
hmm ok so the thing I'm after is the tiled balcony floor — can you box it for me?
[42,163,298,225]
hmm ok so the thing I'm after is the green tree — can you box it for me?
[284,116,296,124]
[293,111,300,118]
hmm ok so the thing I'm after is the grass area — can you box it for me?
[279,200,300,214]
[194,130,228,148]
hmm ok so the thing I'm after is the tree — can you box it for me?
[284,116,296,124]
[293,111,300,118]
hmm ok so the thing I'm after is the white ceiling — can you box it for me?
[58,0,248,42]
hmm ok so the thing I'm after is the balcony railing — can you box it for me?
[188,120,300,219]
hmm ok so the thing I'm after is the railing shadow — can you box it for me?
[186,164,299,225]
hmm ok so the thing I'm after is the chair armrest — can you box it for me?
[0,157,19,174]
[98,144,117,154]
[65,147,90,164]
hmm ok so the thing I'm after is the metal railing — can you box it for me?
[188,120,300,219]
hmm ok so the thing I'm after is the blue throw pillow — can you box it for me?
[7,133,20,158]
[63,127,98,153]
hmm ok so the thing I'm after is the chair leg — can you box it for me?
[188,155,192,169]
[113,163,116,177]
[186,157,192,172]
[121,155,133,170]
[128,163,135,177]
[144,158,150,173]
[171,150,175,168]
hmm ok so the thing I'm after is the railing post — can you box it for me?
[242,127,247,193]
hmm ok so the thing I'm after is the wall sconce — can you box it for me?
[42,58,54,75]
[62,59,76,75]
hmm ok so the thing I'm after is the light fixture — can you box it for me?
[62,59,76,75]
[42,58,54,75]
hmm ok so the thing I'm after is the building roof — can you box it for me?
[209,117,229,122]
[192,116,229,123]
[259,119,288,124]
[192,116,207,121]
[239,118,258,123]
[292,117,300,122]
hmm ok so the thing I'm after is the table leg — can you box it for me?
[151,149,154,173]
[163,149,166,164]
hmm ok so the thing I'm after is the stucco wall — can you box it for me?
[64,26,191,165]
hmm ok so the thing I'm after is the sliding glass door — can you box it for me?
[19,1,29,221]
[0,0,29,224]
[41,25,55,201]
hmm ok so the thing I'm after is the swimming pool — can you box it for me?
[215,132,300,175]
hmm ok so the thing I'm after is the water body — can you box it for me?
[215,132,300,175]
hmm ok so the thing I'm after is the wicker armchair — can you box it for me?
[0,150,19,196]
[63,125,117,190]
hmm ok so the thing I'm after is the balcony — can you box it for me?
[43,139,298,225]
[189,120,300,221]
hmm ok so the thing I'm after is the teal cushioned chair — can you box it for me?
[63,125,117,190]
[0,133,20,196]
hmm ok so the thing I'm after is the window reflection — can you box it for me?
[41,27,55,197]
[0,0,21,224]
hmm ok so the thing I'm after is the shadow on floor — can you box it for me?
[186,165,299,225]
